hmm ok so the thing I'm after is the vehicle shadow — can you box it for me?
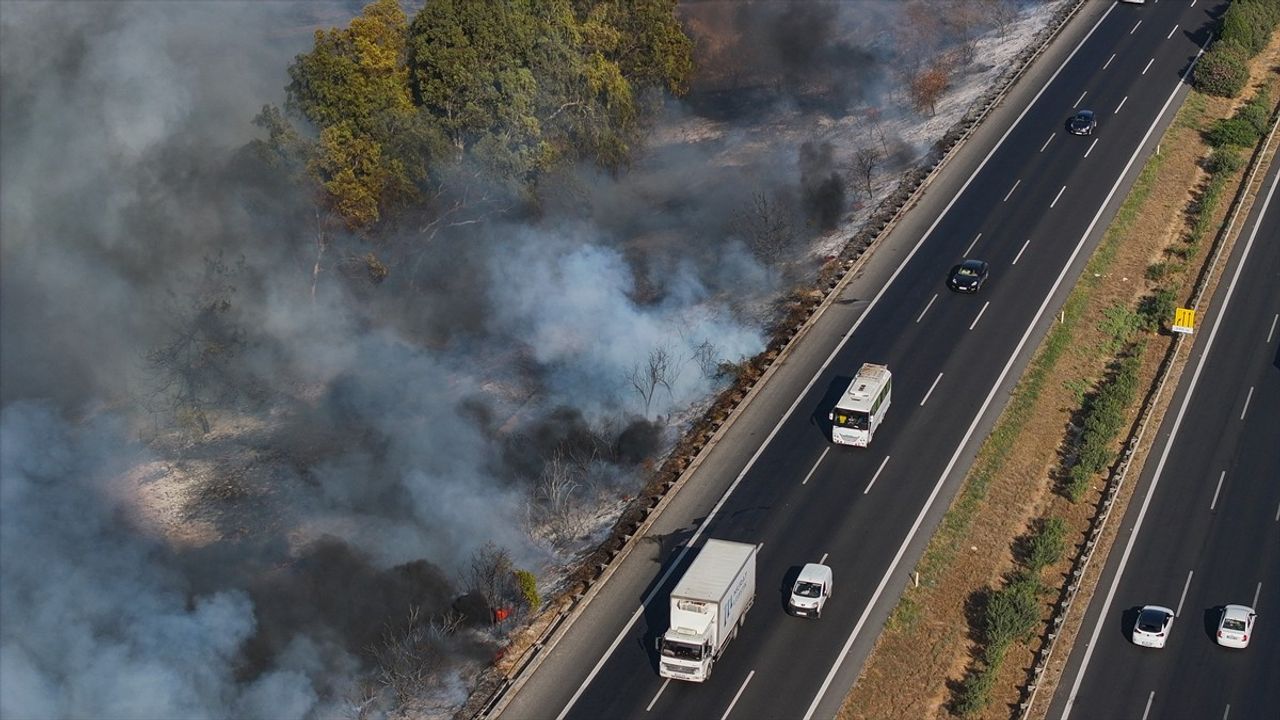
[1118,606,1141,642]
[779,565,803,615]
[809,374,851,439]
[1202,606,1222,642]
[637,530,699,673]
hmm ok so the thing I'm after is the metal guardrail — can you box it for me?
[465,3,1092,717]
[1017,103,1280,720]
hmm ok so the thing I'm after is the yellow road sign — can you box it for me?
[1172,307,1195,334]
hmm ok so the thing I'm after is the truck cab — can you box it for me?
[788,563,833,618]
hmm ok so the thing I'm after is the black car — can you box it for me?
[1068,109,1097,136]
[947,258,989,293]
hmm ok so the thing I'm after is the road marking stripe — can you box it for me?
[969,301,990,331]
[1004,179,1021,202]
[1074,91,1087,108]
[863,456,891,495]
[1115,95,1128,114]
[801,447,830,486]
[819,552,829,564]
[1240,386,1253,420]
[1142,58,1154,75]
[1041,133,1056,152]
[1141,692,1155,720]
[1210,470,1225,511]
[1103,53,1116,70]
[1013,239,1030,265]
[720,671,754,720]
[1130,20,1142,35]
[1060,47,1264,720]
[1176,571,1193,616]
[1253,582,1262,610]
[1275,500,1280,522]
[1167,24,1179,40]
[645,679,670,712]
[965,232,982,256]
[1051,185,1067,208]
[916,293,938,323]
[1222,704,1229,720]
[920,373,944,406]
[1084,138,1099,158]
[1267,314,1278,343]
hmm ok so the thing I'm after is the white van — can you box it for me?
[788,563,833,618]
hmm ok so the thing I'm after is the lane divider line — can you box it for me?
[1013,239,1031,265]
[917,293,938,323]
[864,456,891,495]
[720,671,755,720]
[801,447,831,486]
[920,373,944,407]
[1210,470,1225,511]
[1176,570,1193,616]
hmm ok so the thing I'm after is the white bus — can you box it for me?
[829,363,891,446]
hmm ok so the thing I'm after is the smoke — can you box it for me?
[0,1,775,715]
[0,402,320,720]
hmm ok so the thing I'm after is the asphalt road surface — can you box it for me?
[1048,133,1280,720]
[497,2,1229,719]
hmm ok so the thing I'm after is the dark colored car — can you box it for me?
[948,258,989,293]
[1068,109,1097,136]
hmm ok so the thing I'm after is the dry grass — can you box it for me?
[839,33,1280,720]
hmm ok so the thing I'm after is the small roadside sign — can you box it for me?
[1172,307,1195,334]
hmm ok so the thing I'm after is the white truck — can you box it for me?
[657,539,759,682]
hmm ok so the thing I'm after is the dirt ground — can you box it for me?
[839,34,1280,720]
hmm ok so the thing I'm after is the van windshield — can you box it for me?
[793,581,822,598]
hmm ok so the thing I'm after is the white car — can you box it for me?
[788,563,833,618]
[1216,604,1256,648]
[1132,605,1174,648]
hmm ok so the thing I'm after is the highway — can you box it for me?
[496,2,1227,719]
[1049,135,1280,720]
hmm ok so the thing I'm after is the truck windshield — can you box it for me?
[660,639,704,661]
[793,581,822,598]
[832,410,870,430]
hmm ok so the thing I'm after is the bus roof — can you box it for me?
[834,363,890,414]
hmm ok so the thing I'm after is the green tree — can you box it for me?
[309,123,403,229]
[1194,42,1250,98]
[286,0,413,134]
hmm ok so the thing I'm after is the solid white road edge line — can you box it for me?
[719,670,755,720]
[553,4,1122,717]
[1059,67,1273,720]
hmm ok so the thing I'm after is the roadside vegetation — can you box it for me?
[842,24,1280,720]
